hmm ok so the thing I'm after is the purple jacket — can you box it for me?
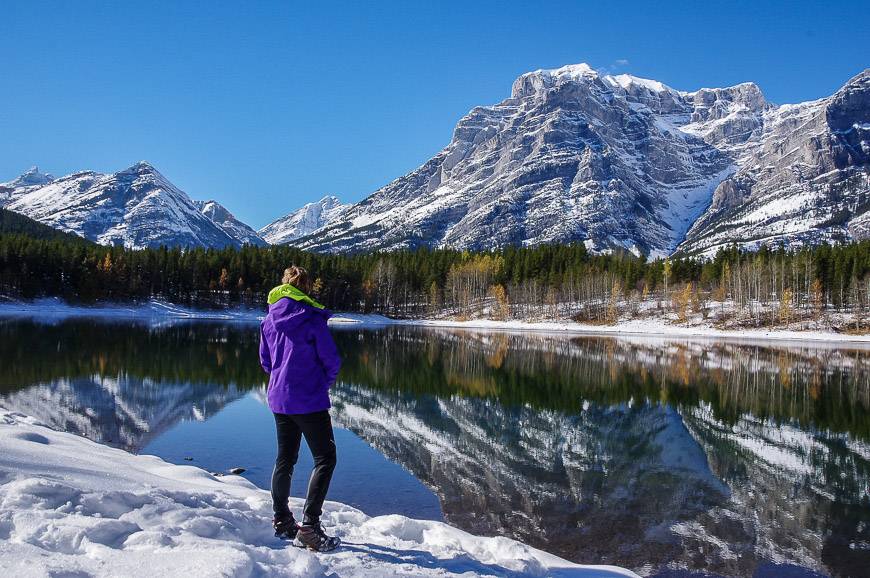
[259,285,341,415]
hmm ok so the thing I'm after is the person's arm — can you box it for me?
[312,318,341,387]
[259,322,272,374]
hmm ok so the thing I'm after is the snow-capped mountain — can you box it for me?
[195,199,268,247]
[2,165,55,189]
[0,161,247,249]
[291,64,869,257]
[0,166,55,205]
[259,195,346,245]
[679,70,870,255]
[5,65,866,257]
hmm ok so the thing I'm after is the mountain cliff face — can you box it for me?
[292,64,738,257]
[0,162,252,249]
[287,64,869,257]
[679,70,870,255]
[195,200,268,247]
[259,195,346,245]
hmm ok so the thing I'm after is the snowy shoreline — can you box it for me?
[391,317,870,346]
[0,409,636,577]
[1,297,869,346]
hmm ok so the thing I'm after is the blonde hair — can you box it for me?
[282,265,311,291]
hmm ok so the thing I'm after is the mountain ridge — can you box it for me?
[4,64,868,257]
[1,162,262,249]
[287,64,869,257]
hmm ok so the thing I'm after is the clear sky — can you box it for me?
[2,0,868,229]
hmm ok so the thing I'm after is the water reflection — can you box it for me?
[1,319,868,577]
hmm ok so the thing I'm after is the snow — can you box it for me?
[2,298,869,345]
[607,74,670,94]
[389,317,870,346]
[0,409,637,578]
[259,196,347,245]
[0,298,265,323]
[661,166,736,251]
[543,63,597,81]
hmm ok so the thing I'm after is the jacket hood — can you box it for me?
[267,284,325,308]
[266,284,330,333]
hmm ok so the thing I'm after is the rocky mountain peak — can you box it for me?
[678,68,870,256]
[3,162,246,249]
[510,63,600,99]
[196,199,268,247]
[825,68,870,136]
[6,166,55,188]
[259,195,347,245]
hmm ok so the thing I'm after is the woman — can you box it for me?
[259,265,342,552]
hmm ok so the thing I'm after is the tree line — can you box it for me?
[1,209,870,327]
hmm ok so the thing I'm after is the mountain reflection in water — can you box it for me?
[1,318,868,577]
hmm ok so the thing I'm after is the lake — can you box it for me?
[1,317,868,577]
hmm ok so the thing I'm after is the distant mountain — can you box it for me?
[259,195,346,245]
[0,166,55,206]
[3,165,54,189]
[288,64,869,257]
[0,162,252,249]
[195,200,268,247]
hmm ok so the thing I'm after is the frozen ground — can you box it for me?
[0,409,636,578]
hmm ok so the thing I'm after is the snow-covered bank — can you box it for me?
[0,297,264,322]
[2,297,868,345]
[388,317,870,345]
[0,409,636,578]
[0,298,388,327]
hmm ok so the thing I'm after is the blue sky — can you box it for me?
[2,1,868,228]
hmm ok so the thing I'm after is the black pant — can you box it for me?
[271,410,337,525]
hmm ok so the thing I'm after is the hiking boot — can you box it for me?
[295,522,341,552]
[273,513,299,540]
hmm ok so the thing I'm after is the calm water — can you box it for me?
[1,317,869,578]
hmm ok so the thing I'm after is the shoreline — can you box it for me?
[1,297,869,345]
[0,408,636,577]
[390,317,870,346]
